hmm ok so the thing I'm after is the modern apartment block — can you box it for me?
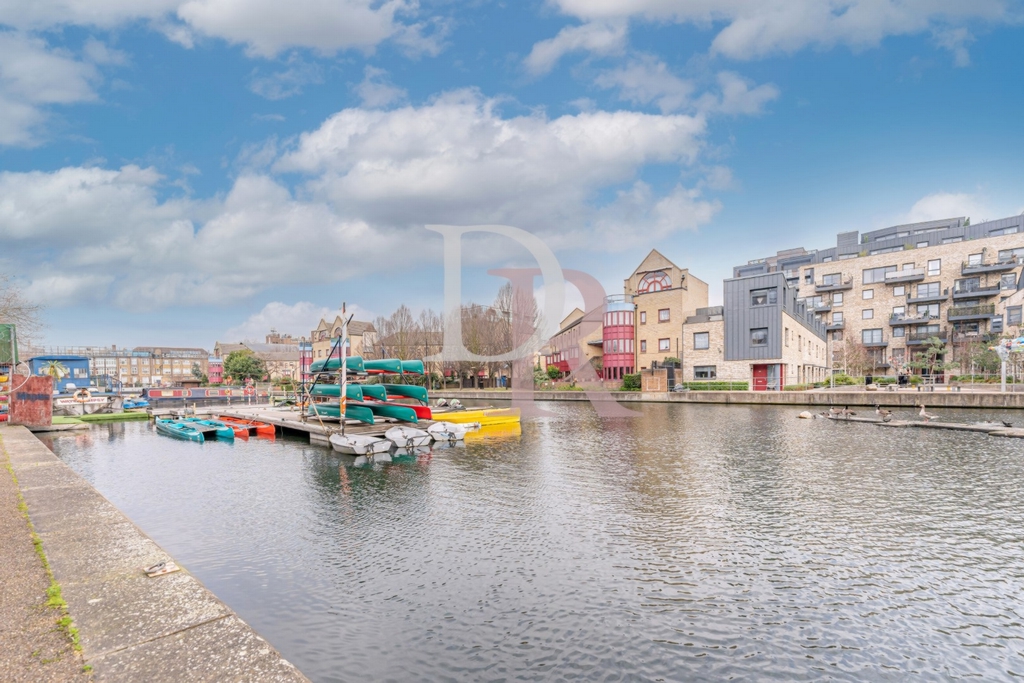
[682,273,829,388]
[734,214,1024,376]
[36,345,211,387]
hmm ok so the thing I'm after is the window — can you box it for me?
[990,226,1020,237]
[862,309,874,320]
[822,273,842,286]
[640,311,646,324]
[640,340,647,353]
[658,308,670,322]
[822,256,833,263]
[832,330,844,341]
[750,328,769,345]
[638,271,671,293]
[694,366,717,379]
[927,259,941,276]
[862,329,883,344]
[968,253,983,266]
[892,348,906,363]
[997,247,1024,262]
[804,268,814,284]
[750,288,777,306]
[917,241,929,248]
[1009,307,1023,326]
[916,303,939,318]
[832,311,843,323]
[943,236,963,244]
[917,282,941,298]
[893,326,905,338]
[862,289,874,300]
[1001,273,1017,290]
[693,332,709,350]
[658,338,671,352]
[863,266,896,284]
[892,305,905,318]
[893,285,905,297]
[833,292,843,306]
[902,263,916,271]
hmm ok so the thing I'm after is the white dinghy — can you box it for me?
[330,433,392,455]
[385,425,431,449]
[427,421,481,442]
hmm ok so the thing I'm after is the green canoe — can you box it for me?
[384,384,429,404]
[362,402,418,423]
[309,402,375,425]
[309,384,366,401]
[400,360,425,375]
[309,355,365,374]
[363,358,403,374]
[360,384,388,401]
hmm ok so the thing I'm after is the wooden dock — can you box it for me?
[823,414,1024,438]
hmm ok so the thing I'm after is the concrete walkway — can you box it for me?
[1,425,309,682]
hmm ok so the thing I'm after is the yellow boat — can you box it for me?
[435,407,521,428]
[464,423,522,441]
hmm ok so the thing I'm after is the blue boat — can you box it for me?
[155,419,204,443]
[123,398,149,410]
[182,418,235,440]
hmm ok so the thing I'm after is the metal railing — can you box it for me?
[884,267,926,282]
[816,277,854,292]
[948,304,996,319]
[961,258,1018,274]
[906,327,948,343]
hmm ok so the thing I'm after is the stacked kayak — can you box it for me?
[307,356,431,424]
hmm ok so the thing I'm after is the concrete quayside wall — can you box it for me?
[1,425,309,682]
[434,389,1024,409]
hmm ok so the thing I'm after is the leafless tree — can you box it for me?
[0,275,42,350]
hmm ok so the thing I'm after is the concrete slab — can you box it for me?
[21,482,126,535]
[37,521,167,583]
[63,571,232,657]
[90,615,307,682]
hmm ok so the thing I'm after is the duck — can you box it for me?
[915,403,938,422]
[874,404,893,422]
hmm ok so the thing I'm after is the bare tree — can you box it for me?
[0,275,42,349]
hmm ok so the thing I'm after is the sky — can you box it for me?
[2,0,1023,349]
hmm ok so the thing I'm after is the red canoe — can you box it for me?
[217,415,276,438]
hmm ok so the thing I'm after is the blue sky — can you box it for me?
[2,0,1022,349]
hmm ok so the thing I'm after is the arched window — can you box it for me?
[638,271,671,293]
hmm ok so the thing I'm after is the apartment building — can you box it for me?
[681,273,828,388]
[626,250,709,372]
[734,214,1024,377]
[311,317,377,361]
[544,308,604,377]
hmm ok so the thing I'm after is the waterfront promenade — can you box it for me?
[0,425,309,682]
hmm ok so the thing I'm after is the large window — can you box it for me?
[927,259,941,276]
[997,247,1024,262]
[693,332,709,350]
[751,328,769,345]
[1001,273,1017,290]
[658,338,671,352]
[863,266,896,284]
[638,271,671,293]
[822,273,842,286]
[968,253,983,266]
[1009,307,1023,326]
[862,328,883,344]
[916,303,939,318]
[917,282,941,298]
[694,366,717,379]
[658,308,670,322]
[751,288,777,306]
[892,305,905,318]
[893,326,905,338]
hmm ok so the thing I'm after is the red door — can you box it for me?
[752,364,768,391]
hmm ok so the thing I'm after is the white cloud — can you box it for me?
[540,0,1015,63]
[223,301,375,342]
[249,54,323,100]
[594,56,694,113]
[354,66,407,108]
[0,31,100,145]
[904,192,988,224]
[82,37,128,65]
[275,90,710,250]
[703,71,779,116]
[524,22,627,74]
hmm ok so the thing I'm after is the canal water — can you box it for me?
[40,403,1024,681]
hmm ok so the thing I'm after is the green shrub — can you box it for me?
[783,383,815,391]
[830,374,862,386]
[621,373,642,391]
[682,381,748,391]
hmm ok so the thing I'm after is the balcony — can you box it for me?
[906,328,948,345]
[952,331,997,344]
[952,284,1001,299]
[811,302,832,312]
[907,288,948,304]
[884,267,926,283]
[889,313,939,327]
[862,337,889,348]
[961,258,1019,275]
[825,320,845,331]
[948,304,996,321]
[815,277,854,293]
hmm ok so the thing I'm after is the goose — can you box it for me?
[827,406,840,418]
[874,404,893,422]
[839,406,856,419]
[915,404,938,422]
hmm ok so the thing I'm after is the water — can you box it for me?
[39,403,1024,681]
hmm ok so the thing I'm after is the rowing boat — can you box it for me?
[384,425,431,448]
[329,433,392,455]
[155,419,204,443]
[182,418,235,440]
[427,421,480,441]
[217,415,276,438]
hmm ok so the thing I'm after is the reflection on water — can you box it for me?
[40,403,1024,681]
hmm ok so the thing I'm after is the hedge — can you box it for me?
[680,381,749,391]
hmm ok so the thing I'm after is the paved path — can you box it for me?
[0,432,86,681]
[1,425,310,682]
